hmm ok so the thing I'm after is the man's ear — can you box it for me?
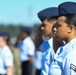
[67,25,75,33]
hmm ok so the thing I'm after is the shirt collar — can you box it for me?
[63,38,76,51]
[48,38,53,47]
[1,45,8,50]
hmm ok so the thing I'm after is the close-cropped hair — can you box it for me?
[63,14,76,26]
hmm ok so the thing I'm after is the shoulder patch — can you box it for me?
[70,64,76,72]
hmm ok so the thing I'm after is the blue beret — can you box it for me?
[21,27,32,34]
[59,2,76,16]
[37,7,58,22]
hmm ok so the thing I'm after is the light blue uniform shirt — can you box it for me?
[18,37,35,62]
[0,46,13,74]
[34,51,43,69]
[39,38,55,75]
[50,38,76,75]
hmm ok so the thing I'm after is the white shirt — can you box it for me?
[18,37,35,61]
[0,45,13,74]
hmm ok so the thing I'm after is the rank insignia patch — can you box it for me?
[70,64,76,72]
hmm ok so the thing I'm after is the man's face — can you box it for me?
[42,19,57,37]
[54,16,70,40]
[52,23,57,37]
[21,32,28,40]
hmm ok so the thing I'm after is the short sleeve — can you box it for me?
[4,48,13,67]
[27,42,35,56]
[63,50,76,75]
[24,39,35,56]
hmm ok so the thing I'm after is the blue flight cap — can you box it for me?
[58,2,76,16]
[5,32,10,39]
[37,7,58,22]
[21,27,32,34]
[0,32,5,36]
[0,32,10,39]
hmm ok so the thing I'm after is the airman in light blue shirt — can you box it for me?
[49,2,76,75]
[37,7,59,75]
[18,27,35,75]
[0,33,13,75]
